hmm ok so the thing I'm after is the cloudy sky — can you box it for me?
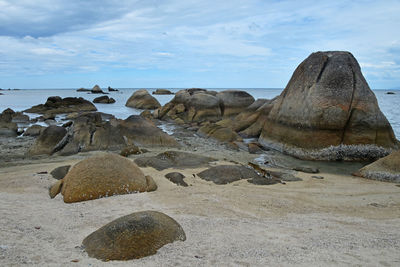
[0,0,399,89]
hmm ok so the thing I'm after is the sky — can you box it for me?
[0,0,399,89]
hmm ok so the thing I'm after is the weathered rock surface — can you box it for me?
[135,151,215,171]
[50,165,71,180]
[28,126,67,155]
[153,89,174,95]
[93,95,116,104]
[155,89,254,124]
[357,150,400,182]
[23,125,44,137]
[216,90,255,117]
[82,211,186,260]
[49,153,157,203]
[165,172,188,187]
[126,89,161,109]
[197,123,241,143]
[0,108,18,137]
[120,144,142,157]
[28,113,178,156]
[24,96,97,115]
[259,51,398,160]
[197,165,263,184]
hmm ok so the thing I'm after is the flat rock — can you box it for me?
[292,166,319,174]
[197,165,262,184]
[82,211,186,261]
[165,172,188,187]
[135,151,215,171]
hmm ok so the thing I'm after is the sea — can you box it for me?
[0,88,399,138]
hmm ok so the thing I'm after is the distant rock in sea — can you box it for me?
[258,51,398,161]
[91,84,105,94]
[93,95,115,104]
[76,88,91,92]
[107,86,118,92]
[152,89,174,95]
[386,91,396,95]
[125,89,161,109]
[24,96,97,115]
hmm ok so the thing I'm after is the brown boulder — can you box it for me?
[49,153,157,203]
[357,150,400,182]
[259,51,398,160]
[126,89,161,109]
[216,90,255,117]
[82,211,186,260]
[197,123,241,143]
[91,84,104,94]
[93,95,115,104]
[23,125,45,137]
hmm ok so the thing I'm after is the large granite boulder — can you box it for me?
[28,126,67,155]
[49,153,157,203]
[24,96,97,115]
[82,211,186,260]
[216,90,255,117]
[135,151,215,170]
[0,108,18,137]
[126,89,161,109]
[118,115,179,147]
[356,150,400,182]
[259,51,398,161]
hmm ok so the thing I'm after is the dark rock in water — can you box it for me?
[49,153,157,203]
[153,89,174,95]
[197,165,262,184]
[93,95,115,104]
[23,125,44,137]
[82,211,186,260]
[135,151,215,171]
[50,165,70,180]
[91,84,104,94]
[216,90,255,117]
[108,86,118,92]
[120,144,142,157]
[356,150,400,182]
[386,91,396,95]
[76,88,91,92]
[259,51,398,161]
[126,89,161,110]
[28,126,67,155]
[24,96,97,115]
[292,166,319,174]
[165,172,188,187]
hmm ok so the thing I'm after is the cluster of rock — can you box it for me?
[28,112,179,156]
[152,51,398,162]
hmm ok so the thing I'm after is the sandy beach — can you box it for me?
[1,133,399,266]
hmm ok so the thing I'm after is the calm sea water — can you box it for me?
[0,88,399,138]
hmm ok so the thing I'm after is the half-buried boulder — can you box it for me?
[135,151,215,171]
[82,211,186,260]
[126,89,161,109]
[356,150,400,182]
[197,123,241,143]
[197,165,263,185]
[49,153,157,203]
[28,126,67,155]
[165,172,188,187]
[216,90,255,117]
[259,51,398,161]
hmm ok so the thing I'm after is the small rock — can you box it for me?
[50,165,71,180]
[312,175,324,179]
[293,166,319,174]
[165,172,188,187]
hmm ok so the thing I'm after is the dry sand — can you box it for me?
[1,135,400,266]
